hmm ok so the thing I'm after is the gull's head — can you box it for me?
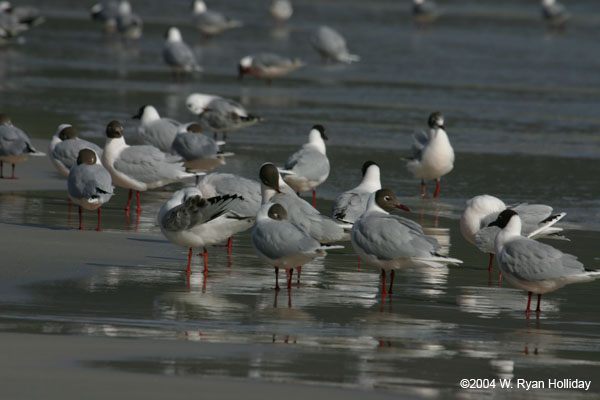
[186,123,203,133]
[0,2,12,13]
[542,0,556,6]
[118,0,131,15]
[186,93,214,114]
[165,26,182,42]
[76,148,98,166]
[309,124,328,141]
[259,163,281,193]
[361,160,379,177]
[192,0,207,13]
[268,203,288,221]
[0,113,12,126]
[106,120,124,139]
[58,125,78,141]
[413,0,425,5]
[488,209,519,230]
[370,189,410,214]
[132,104,160,122]
[238,56,253,79]
[427,111,444,130]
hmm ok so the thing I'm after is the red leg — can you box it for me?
[10,163,16,179]
[536,294,541,314]
[421,180,427,199]
[274,266,280,291]
[286,268,293,289]
[203,247,208,275]
[488,253,494,272]
[226,236,233,249]
[136,191,141,214]
[78,206,83,230]
[525,292,532,315]
[312,189,316,208]
[381,269,387,297]
[186,247,192,277]
[433,178,441,198]
[195,175,200,185]
[296,265,301,283]
[125,189,133,215]
[357,256,361,271]
[389,270,395,294]
[96,208,102,231]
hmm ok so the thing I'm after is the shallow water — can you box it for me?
[1,0,600,398]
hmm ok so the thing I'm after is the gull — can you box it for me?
[162,27,201,77]
[0,113,45,179]
[100,120,197,215]
[49,124,103,177]
[0,2,28,40]
[191,0,242,37]
[68,148,114,231]
[460,194,566,272]
[332,161,381,224]
[238,53,304,85]
[132,104,181,153]
[197,172,262,249]
[158,187,244,277]
[351,189,462,296]
[0,1,43,28]
[412,0,440,24]
[489,209,600,315]
[541,0,569,31]
[406,111,455,199]
[279,124,329,208]
[310,25,360,64]
[90,1,119,33]
[186,93,262,139]
[172,123,232,174]
[116,0,142,41]
[259,162,348,244]
[270,0,293,23]
[252,202,342,290]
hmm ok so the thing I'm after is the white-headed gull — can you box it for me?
[49,124,103,177]
[0,2,28,39]
[406,111,455,199]
[158,187,244,277]
[279,124,329,208]
[412,0,439,24]
[541,0,569,31]
[351,189,462,296]
[238,53,304,85]
[252,202,342,290]
[489,209,599,315]
[132,104,181,153]
[270,0,293,23]
[68,148,114,231]
[310,25,360,64]
[460,194,566,272]
[332,161,381,224]
[259,162,348,244]
[197,172,262,249]
[186,93,262,139]
[162,27,201,77]
[1,2,43,28]
[0,113,45,179]
[90,1,119,33]
[191,0,242,36]
[171,123,231,173]
[100,120,198,215]
[115,0,142,41]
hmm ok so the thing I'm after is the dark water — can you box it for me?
[1,1,600,398]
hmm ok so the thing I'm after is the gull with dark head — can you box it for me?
[90,1,119,33]
[332,161,382,224]
[406,111,455,199]
[351,189,462,297]
[0,113,45,179]
[49,124,103,177]
[489,209,599,315]
[68,148,114,231]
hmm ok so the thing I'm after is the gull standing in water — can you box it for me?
[90,1,119,33]
[158,187,244,277]
[332,161,382,224]
[162,27,201,78]
[132,104,181,153]
[101,120,197,215]
[351,189,462,297]
[171,123,232,174]
[238,53,304,85]
[412,0,439,24]
[279,125,330,208]
[541,0,569,32]
[0,114,45,179]
[270,0,293,23]
[460,194,566,273]
[406,111,455,199]
[310,25,360,64]
[186,93,262,140]
[191,0,242,37]
[49,124,103,177]
[489,209,599,315]
[68,149,114,231]
[115,0,142,41]
[252,203,342,291]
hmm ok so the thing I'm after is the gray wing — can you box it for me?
[332,190,370,223]
[91,1,119,22]
[162,194,242,232]
[53,140,103,170]
[254,53,293,68]
[0,125,33,157]
[171,132,218,161]
[68,164,114,200]
[473,226,500,254]
[210,98,247,117]
[194,10,227,27]
[113,145,186,184]
[500,238,584,282]
[198,109,260,132]
[252,219,319,260]
[140,119,180,153]
[0,12,28,37]
[284,147,329,182]
[352,214,438,260]
[163,41,198,70]
[198,173,261,218]
[310,26,347,59]
[410,130,430,161]
[512,204,552,233]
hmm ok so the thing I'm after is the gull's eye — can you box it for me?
[384,196,390,201]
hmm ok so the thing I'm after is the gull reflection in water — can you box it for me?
[457,287,560,318]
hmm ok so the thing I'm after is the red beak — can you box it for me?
[396,204,410,212]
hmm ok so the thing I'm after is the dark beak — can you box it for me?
[396,204,410,212]
[238,65,245,80]
[132,112,141,119]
